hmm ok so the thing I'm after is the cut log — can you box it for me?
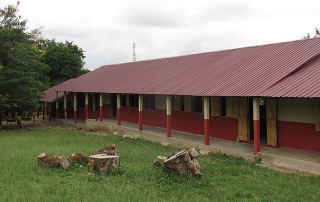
[164,148,201,177]
[88,154,120,174]
[153,156,166,167]
[37,153,70,170]
[67,153,89,164]
[94,144,118,155]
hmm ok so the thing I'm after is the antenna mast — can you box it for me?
[133,43,136,62]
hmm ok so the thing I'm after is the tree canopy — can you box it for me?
[41,39,89,87]
[304,27,320,39]
[0,2,89,122]
[0,2,50,114]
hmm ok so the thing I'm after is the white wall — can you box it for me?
[277,98,317,124]
[103,94,110,104]
[155,95,167,109]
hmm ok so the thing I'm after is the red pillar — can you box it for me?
[99,93,103,122]
[74,93,77,124]
[42,102,45,120]
[117,94,121,126]
[138,95,143,131]
[253,98,260,155]
[44,102,48,116]
[48,103,51,122]
[166,95,172,137]
[204,119,209,145]
[85,93,89,120]
[139,111,143,131]
[56,91,59,119]
[64,92,67,119]
[100,106,103,122]
[117,108,121,126]
[56,109,59,119]
[204,97,210,145]
[167,115,171,137]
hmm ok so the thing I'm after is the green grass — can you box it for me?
[1,129,320,202]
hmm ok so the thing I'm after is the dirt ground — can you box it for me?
[0,117,80,132]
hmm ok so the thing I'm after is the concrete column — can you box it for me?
[204,96,210,145]
[99,93,103,122]
[64,92,67,119]
[138,94,143,131]
[44,102,48,116]
[48,103,51,122]
[42,102,45,120]
[85,93,89,120]
[56,91,59,119]
[36,104,39,118]
[73,93,77,124]
[92,93,97,111]
[253,97,260,155]
[166,95,172,137]
[117,94,121,126]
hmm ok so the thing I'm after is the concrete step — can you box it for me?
[258,152,320,175]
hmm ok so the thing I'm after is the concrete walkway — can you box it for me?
[47,116,320,175]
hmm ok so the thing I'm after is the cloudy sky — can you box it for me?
[1,0,320,70]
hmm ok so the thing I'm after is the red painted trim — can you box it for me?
[278,121,320,152]
[167,115,171,137]
[117,108,121,126]
[172,111,203,135]
[254,120,260,155]
[45,107,48,115]
[100,106,103,122]
[204,119,209,145]
[74,111,77,124]
[139,111,143,131]
[85,104,88,119]
[63,109,66,119]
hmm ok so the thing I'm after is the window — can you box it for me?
[211,97,227,116]
[121,94,127,107]
[129,94,139,108]
[192,96,203,113]
[221,97,226,116]
[143,95,155,109]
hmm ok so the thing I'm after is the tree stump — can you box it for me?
[37,153,70,170]
[67,153,89,164]
[88,154,120,174]
[94,144,118,155]
[164,148,201,177]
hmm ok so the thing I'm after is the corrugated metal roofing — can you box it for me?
[39,79,74,102]
[45,38,320,101]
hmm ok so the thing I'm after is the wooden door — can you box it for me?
[173,96,180,111]
[266,98,277,146]
[211,97,221,116]
[238,97,248,141]
[184,96,192,112]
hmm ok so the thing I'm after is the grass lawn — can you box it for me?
[1,127,320,202]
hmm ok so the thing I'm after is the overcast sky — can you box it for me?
[1,0,320,70]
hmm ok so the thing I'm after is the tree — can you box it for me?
[0,2,50,124]
[41,39,89,87]
[304,27,320,39]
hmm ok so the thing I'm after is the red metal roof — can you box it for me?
[44,38,320,101]
[39,79,75,102]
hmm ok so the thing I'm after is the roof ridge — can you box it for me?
[263,52,320,93]
[100,38,320,67]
